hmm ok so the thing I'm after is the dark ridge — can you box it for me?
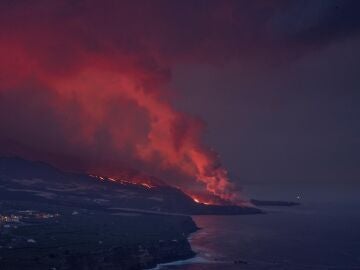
[0,156,262,215]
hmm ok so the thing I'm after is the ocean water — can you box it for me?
[158,184,360,270]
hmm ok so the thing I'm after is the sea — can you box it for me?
[157,183,360,270]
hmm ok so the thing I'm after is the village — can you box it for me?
[0,210,61,249]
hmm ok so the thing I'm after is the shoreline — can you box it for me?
[148,227,204,270]
[149,255,211,270]
[146,222,200,270]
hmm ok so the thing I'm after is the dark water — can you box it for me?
[157,185,360,270]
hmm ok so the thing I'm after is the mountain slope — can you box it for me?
[0,157,262,215]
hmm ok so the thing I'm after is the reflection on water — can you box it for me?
[159,200,360,270]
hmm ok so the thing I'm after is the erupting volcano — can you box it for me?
[1,1,358,269]
[0,0,249,206]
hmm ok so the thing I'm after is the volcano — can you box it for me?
[0,157,261,215]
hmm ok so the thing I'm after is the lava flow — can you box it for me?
[191,196,210,205]
[187,192,232,206]
[89,173,236,206]
[89,174,157,189]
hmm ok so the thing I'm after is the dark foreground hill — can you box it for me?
[0,199,198,270]
[0,157,298,270]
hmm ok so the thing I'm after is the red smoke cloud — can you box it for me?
[1,0,294,205]
[0,47,243,203]
[2,0,353,204]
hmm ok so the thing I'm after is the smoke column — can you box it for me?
[0,0,288,204]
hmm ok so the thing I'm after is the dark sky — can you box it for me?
[168,0,360,185]
[173,37,360,184]
[0,0,359,199]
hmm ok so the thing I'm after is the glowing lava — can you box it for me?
[89,174,156,189]
[188,194,216,205]
[192,197,210,205]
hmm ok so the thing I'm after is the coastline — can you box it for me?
[145,219,200,270]
[149,255,210,270]
[149,222,231,270]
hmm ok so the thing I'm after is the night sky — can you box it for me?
[0,1,359,201]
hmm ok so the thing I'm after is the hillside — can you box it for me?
[0,157,261,215]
